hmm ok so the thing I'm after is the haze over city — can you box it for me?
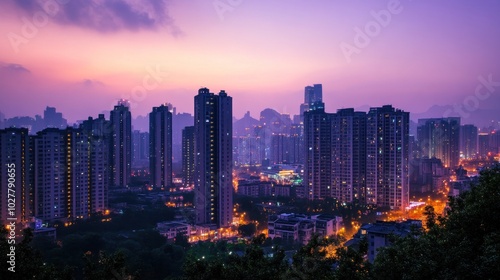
[1,0,500,125]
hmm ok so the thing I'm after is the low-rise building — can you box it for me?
[268,213,343,245]
[358,220,422,263]
[156,221,192,240]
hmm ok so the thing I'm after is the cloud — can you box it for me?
[0,62,31,73]
[6,0,182,36]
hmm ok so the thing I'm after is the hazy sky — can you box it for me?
[1,0,500,123]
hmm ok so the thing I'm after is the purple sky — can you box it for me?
[1,0,500,124]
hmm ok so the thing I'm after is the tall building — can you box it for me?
[80,115,110,214]
[270,134,303,165]
[366,105,409,211]
[257,109,292,164]
[233,135,262,166]
[304,101,333,200]
[110,100,132,187]
[172,112,194,163]
[182,126,195,187]
[194,88,233,228]
[35,128,91,222]
[149,105,173,189]
[43,106,67,129]
[417,118,460,168]
[0,111,5,129]
[0,128,33,225]
[289,123,305,164]
[132,130,149,169]
[300,84,323,121]
[270,135,287,165]
[460,124,478,160]
[331,109,367,204]
[478,131,500,157]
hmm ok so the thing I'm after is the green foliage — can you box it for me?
[182,241,287,280]
[0,228,72,280]
[284,235,337,280]
[83,251,134,280]
[373,166,500,279]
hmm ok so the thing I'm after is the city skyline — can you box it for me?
[1,0,500,124]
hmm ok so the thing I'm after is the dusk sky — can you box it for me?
[1,0,500,123]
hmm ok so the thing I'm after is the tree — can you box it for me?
[238,223,256,237]
[83,251,135,280]
[174,232,190,249]
[0,228,72,280]
[333,236,371,280]
[284,235,337,280]
[373,165,500,279]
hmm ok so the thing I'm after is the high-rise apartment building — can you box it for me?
[460,124,478,160]
[35,128,89,221]
[0,128,33,224]
[132,130,149,169]
[34,127,109,222]
[110,100,132,187]
[331,109,367,204]
[80,115,110,214]
[194,88,233,228]
[304,101,332,200]
[149,105,173,189]
[182,126,195,187]
[417,118,460,168]
[366,105,409,211]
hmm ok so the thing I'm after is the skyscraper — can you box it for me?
[366,105,409,211]
[194,88,233,228]
[271,134,287,165]
[132,130,149,169]
[304,101,333,200]
[300,84,323,121]
[80,115,110,214]
[43,106,67,129]
[331,109,367,204]
[182,126,195,187]
[460,124,478,160]
[417,117,460,168]
[149,105,173,189]
[110,100,132,187]
[173,112,194,163]
[35,128,91,221]
[0,128,33,225]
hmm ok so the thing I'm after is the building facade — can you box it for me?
[182,126,195,187]
[149,105,173,189]
[0,128,33,225]
[35,128,88,221]
[194,88,233,228]
[460,124,478,159]
[417,117,460,168]
[268,213,343,245]
[331,109,367,204]
[304,102,332,200]
[366,105,410,211]
[110,100,132,187]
